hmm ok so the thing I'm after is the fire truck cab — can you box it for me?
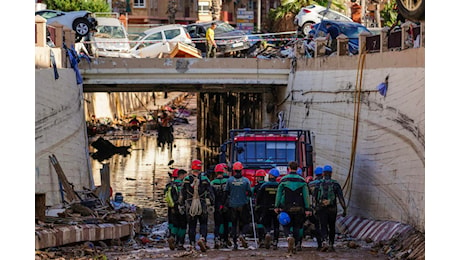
[219,128,315,186]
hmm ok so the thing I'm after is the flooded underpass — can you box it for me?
[36,92,423,259]
[89,93,199,222]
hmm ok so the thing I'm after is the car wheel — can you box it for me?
[301,22,314,37]
[396,0,424,21]
[73,18,90,37]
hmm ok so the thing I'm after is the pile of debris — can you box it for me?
[370,229,425,260]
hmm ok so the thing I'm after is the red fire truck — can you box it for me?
[219,128,315,186]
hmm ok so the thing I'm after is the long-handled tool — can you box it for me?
[249,196,258,248]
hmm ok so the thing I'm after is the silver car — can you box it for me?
[35,9,97,38]
[90,17,133,58]
[130,24,195,58]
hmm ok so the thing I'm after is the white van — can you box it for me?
[130,24,195,58]
[90,14,133,58]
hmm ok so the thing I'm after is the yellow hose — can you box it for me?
[343,46,367,205]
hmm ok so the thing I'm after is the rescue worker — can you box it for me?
[256,168,280,249]
[275,161,312,254]
[306,166,324,251]
[219,162,233,247]
[164,168,179,247]
[252,169,267,247]
[178,159,214,252]
[313,165,347,252]
[308,166,324,199]
[165,169,187,250]
[225,161,252,250]
[210,164,231,249]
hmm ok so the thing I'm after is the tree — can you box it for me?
[166,0,177,24]
[43,0,111,13]
[380,0,399,27]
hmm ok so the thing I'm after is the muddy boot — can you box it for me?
[226,240,233,248]
[220,239,229,249]
[272,240,278,250]
[214,238,221,249]
[197,237,207,252]
[167,236,175,250]
[232,240,238,251]
[295,242,302,252]
[287,236,295,254]
[239,235,248,248]
[264,233,272,249]
[189,241,196,251]
[176,243,185,251]
[258,238,264,248]
[328,243,335,252]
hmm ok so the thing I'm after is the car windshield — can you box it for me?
[202,22,235,34]
[233,141,296,164]
[94,25,127,39]
[313,22,368,38]
[340,25,368,38]
[38,11,60,19]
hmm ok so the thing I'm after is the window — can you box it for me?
[164,29,181,40]
[134,0,145,8]
[234,141,296,164]
[143,32,163,47]
[199,1,210,15]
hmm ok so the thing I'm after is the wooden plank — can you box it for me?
[169,42,202,58]
[49,154,80,203]
[35,193,46,222]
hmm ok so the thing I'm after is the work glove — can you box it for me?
[342,208,347,217]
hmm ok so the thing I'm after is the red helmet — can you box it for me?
[255,169,266,177]
[191,159,202,170]
[172,168,179,177]
[233,161,243,171]
[214,164,225,173]
[305,176,313,183]
[220,163,229,170]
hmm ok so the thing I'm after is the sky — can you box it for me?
[0,1,455,258]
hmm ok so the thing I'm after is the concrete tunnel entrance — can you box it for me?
[84,87,283,173]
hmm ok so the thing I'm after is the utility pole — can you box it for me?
[257,0,261,32]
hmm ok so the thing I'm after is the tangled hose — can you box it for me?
[189,177,202,217]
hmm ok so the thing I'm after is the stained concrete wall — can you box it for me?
[281,48,425,231]
[35,69,93,207]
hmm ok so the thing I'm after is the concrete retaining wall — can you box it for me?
[35,69,93,207]
[282,48,424,231]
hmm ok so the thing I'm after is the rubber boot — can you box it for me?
[265,233,272,249]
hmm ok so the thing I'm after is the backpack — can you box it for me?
[283,186,305,212]
[316,179,337,207]
[165,184,178,208]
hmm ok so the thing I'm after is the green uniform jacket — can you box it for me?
[275,172,310,210]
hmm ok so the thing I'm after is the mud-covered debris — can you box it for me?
[347,241,360,249]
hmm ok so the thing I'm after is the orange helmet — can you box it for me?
[255,169,266,177]
[191,159,202,170]
[214,164,225,173]
[233,161,243,171]
[172,168,179,177]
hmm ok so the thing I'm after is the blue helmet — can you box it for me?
[269,168,280,177]
[323,165,333,172]
[296,167,303,175]
[278,212,291,226]
[314,166,323,175]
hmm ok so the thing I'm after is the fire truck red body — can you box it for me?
[219,129,315,186]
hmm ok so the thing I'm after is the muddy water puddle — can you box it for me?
[89,122,197,219]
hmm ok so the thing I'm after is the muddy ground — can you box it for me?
[36,235,389,260]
